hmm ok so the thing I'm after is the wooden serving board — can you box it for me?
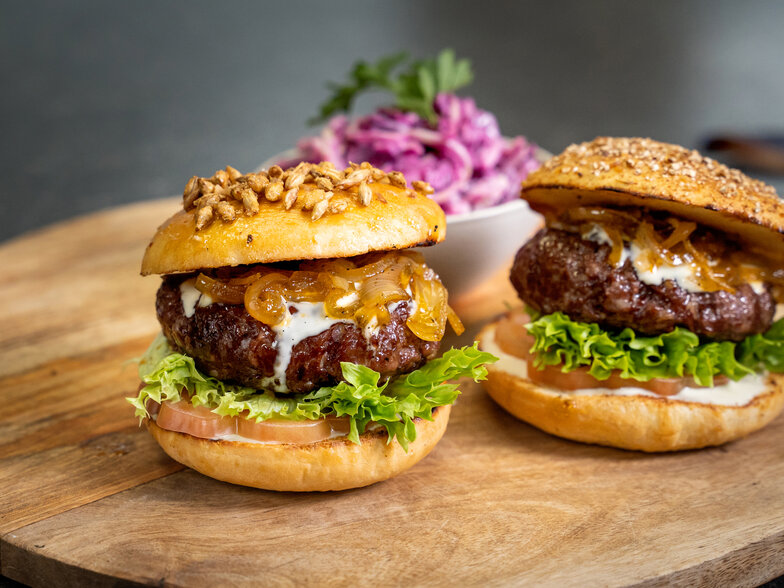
[2,200,784,587]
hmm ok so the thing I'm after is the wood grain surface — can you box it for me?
[1,200,783,587]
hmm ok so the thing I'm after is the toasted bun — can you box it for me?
[478,321,784,452]
[142,164,446,275]
[522,137,784,260]
[146,405,451,491]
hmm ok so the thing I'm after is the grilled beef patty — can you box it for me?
[156,275,439,393]
[510,228,774,341]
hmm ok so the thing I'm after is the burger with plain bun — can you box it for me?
[479,137,784,451]
[130,161,495,490]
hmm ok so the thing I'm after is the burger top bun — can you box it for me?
[522,137,784,259]
[141,162,446,276]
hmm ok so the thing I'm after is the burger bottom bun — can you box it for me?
[478,322,784,452]
[147,405,451,491]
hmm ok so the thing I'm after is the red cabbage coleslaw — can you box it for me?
[279,93,541,215]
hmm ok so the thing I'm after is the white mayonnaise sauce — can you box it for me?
[627,241,704,292]
[221,421,382,444]
[582,224,703,292]
[582,224,630,265]
[261,301,352,392]
[213,422,383,444]
[179,279,412,391]
[582,224,612,246]
[179,279,214,318]
[481,324,766,407]
[150,413,352,444]
[362,316,380,340]
[213,430,349,445]
[335,291,359,307]
[581,224,770,295]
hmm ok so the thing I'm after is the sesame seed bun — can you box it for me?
[141,164,446,275]
[146,405,451,492]
[478,321,784,452]
[522,137,784,259]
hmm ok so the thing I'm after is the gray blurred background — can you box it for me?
[2,0,784,243]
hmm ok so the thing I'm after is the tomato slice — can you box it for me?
[494,310,724,395]
[157,400,237,438]
[523,361,699,395]
[237,415,351,444]
[494,310,533,359]
[153,399,351,444]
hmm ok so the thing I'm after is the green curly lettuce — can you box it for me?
[128,334,497,450]
[525,311,784,387]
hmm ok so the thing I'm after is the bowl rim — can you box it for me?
[444,198,529,224]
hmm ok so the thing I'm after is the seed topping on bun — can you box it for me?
[537,136,777,199]
[182,161,435,230]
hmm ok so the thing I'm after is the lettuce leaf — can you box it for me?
[127,334,497,449]
[525,312,784,386]
[305,345,497,449]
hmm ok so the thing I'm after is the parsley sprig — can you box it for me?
[310,49,473,126]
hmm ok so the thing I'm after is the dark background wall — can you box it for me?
[2,0,784,243]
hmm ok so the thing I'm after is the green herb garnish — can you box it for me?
[310,49,473,126]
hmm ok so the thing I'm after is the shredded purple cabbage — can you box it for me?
[279,93,541,215]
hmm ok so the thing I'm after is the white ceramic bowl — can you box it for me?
[419,198,542,297]
[261,149,550,298]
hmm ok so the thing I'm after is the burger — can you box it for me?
[479,137,784,451]
[129,161,495,490]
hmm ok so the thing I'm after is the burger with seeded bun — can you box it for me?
[130,162,495,491]
[479,137,784,452]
